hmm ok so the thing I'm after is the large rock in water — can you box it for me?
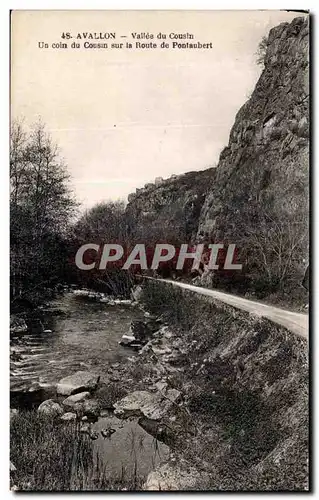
[60,412,77,422]
[62,391,91,410]
[119,333,137,347]
[62,392,101,419]
[37,399,63,418]
[119,320,148,348]
[114,389,181,420]
[56,371,100,396]
[119,320,160,348]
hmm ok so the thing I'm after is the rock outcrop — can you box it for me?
[125,17,309,295]
[56,371,100,396]
[197,17,309,242]
[126,168,216,243]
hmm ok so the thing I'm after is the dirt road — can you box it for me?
[147,278,309,339]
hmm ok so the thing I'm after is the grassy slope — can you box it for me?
[139,281,309,491]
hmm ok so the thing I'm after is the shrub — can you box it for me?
[256,35,269,66]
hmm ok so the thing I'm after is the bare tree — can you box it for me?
[10,119,77,303]
[245,209,307,290]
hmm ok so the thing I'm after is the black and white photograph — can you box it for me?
[9,9,309,492]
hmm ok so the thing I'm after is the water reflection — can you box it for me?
[10,293,143,391]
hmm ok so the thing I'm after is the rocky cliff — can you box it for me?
[126,16,309,298]
[197,16,309,241]
[126,168,216,243]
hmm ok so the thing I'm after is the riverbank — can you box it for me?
[10,282,309,491]
[10,289,169,491]
[10,290,143,393]
[10,410,148,491]
[122,280,309,491]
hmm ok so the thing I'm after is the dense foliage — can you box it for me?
[10,120,77,308]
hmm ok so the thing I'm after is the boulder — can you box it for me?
[114,390,153,418]
[62,391,91,411]
[166,389,181,404]
[131,285,143,302]
[37,399,63,418]
[56,371,100,396]
[10,316,28,334]
[82,400,101,419]
[119,320,153,348]
[119,334,136,346]
[61,398,101,420]
[114,388,181,421]
[138,416,175,445]
[60,412,77,422]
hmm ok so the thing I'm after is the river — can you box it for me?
[10,292,169,480]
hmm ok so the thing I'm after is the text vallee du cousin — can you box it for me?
[38,31,213,50]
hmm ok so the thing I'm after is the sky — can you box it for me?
[11,10,302,208]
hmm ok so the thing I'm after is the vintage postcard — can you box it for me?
[10,10,309,492]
